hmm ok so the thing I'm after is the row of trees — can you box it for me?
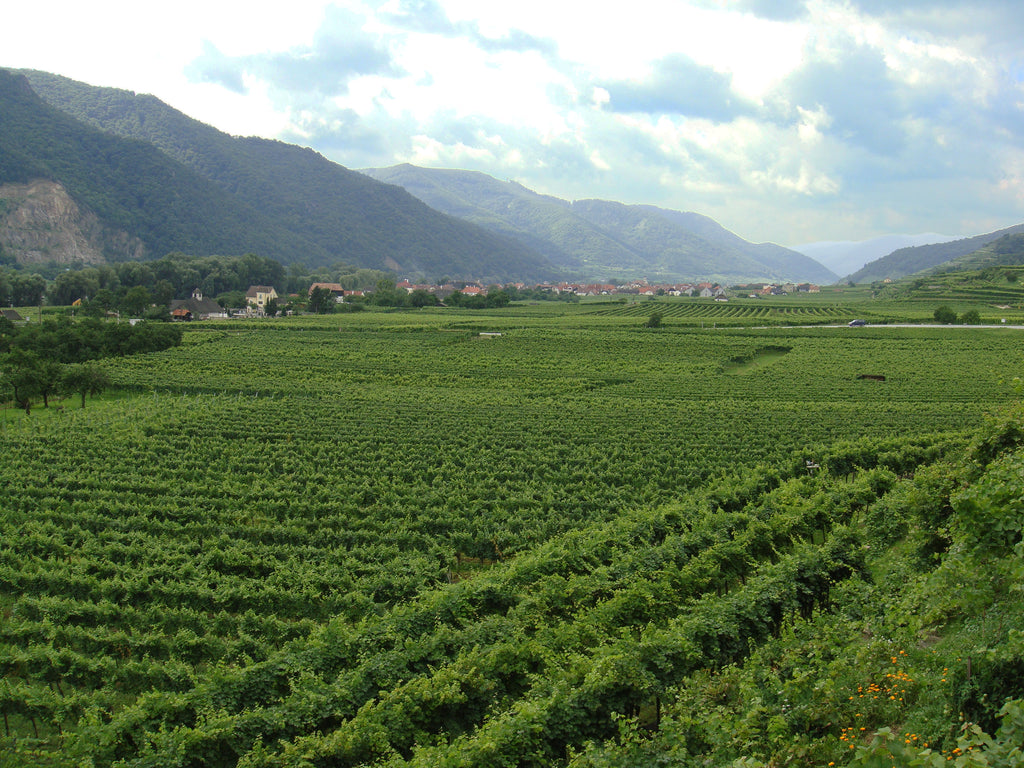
[0,315,182,412]
[305,280,514,313]
[2,350,109,412]
[1,254,401,314]
[934,305,982,324]
[3,251,585,316]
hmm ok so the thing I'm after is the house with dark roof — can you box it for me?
[1,309,27,324]
[169,289,228,321]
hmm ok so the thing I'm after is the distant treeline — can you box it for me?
[0,250,583,314]
[1,314,182,362]
[0,252,394,312]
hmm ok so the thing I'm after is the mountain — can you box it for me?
[873,234,1024,306]
[361,164,837,284]
[0,69,303,264]
[792,233,957,278]
[930,232,1024,273]
[574,200,837,284]
[4,69,557,282]
[846,223,1024,284]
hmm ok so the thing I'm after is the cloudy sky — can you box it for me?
[6,0,1024,246]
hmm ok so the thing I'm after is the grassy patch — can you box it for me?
[722,345,792,375]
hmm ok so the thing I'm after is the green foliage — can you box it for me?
[644,311,663,328]
[849,226,1024,284]
[408,289,438,308]
[2,314,1023,766]
[934,305,958,324]
[13,69,556,279]
[216,290,247,310]
[960,309,982,325]
[61,362,110,407]
[847,699,1024,766]
[306,286,336,314]
[0,316,180,413]
[362,165,836,284]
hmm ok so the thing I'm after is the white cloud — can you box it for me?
[5,0,1024,244]
[797,105,831,143]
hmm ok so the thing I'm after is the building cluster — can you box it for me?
[311,279,742,301]
[387,279,817,298]
[165,279,823,321]
[170,286,280,321]
[736,283,822,297]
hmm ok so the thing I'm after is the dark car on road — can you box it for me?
[848,319,867,327]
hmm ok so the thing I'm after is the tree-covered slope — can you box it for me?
[640,205,838,283]
[573,199,837,284]
[360,164,640,274]
[0,69,309,262]
[361,164,837,284]
[11,69,558,281]
[848,223,1024,283]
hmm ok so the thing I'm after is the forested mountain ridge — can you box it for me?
[2,69,557,281]
[848,222,1024,283]
[361,163,838,283]
[0,69,303,263]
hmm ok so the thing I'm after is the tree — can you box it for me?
[307,286,335,314]
[216,290,247,310]
[2,349,42,414]
[371,279,406,307]
[264,298,279,317]
[61,363,110,408]
[645,311,664,328]
[151,280,175,306]
[409,289,438,308]
[486,289,510,308]
[51,271,100,306]
[36,358,64,408]
[122,286,152,317]
[961,309,982,325]
[10,272,45,307]
[91,288,117,313]
[934,305,957,324]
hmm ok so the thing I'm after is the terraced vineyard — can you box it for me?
[587,298,855,325]
[2,309,1023,766]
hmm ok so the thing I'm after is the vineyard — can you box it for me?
[587,298,861,325]
[2,308,1024,766]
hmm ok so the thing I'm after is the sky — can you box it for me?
[6,0,1024,246]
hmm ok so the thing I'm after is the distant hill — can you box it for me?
[0,69,303,264]
[5,69,557,281]
[792,233,957,278]
[878,234,1024,306]
[847,223,1024,284]
[361,164,837,284]
[923,232,1024,274]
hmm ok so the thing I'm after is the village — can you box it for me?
[160,279,823,320]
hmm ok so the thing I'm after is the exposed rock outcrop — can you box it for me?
[0,180,143,265]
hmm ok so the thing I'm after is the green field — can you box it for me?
[3,305,1024,766]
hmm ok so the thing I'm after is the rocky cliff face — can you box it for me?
[0,180,143,265]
